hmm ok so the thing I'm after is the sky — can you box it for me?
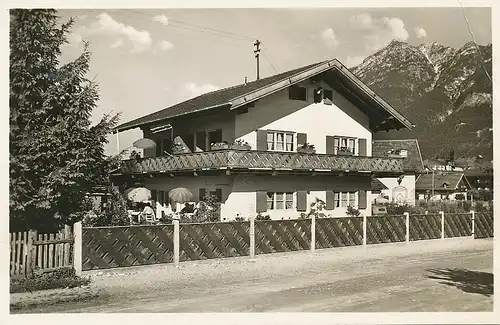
[56,7,492,155]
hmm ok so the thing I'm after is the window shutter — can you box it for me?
[151,190,157,206]
[297,190,307,211]
[326,190,335,210]
[326,136,335,154]
[358,138,367,156]
[256,191,267,213]
[215,188,222,202]
[256,130,267,151]
[297,133,307,147]
[358,190,367,209]
[199,188,206,201]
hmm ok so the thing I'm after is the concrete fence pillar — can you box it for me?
[362,214,367,246]
[249,217,255,260]
[73,222,82,276]
[470,210,475,239]
[404,212,410,243]
[173,219,180,267]
[310,214,316,253]
[439,211,445,239]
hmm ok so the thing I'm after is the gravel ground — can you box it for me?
[12,237,494,313]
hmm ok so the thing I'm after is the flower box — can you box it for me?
[211,141,251,151]
[337,149,354,156]
[297,147,316,154]
[297,143,316,154]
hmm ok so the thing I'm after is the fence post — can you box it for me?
[249,217,255,260]
[470,210,475,239]
[440,211,445,239]
[362,214,367,246]
[173,219,180,267]
[73,222,82,276]
[26,230,34,277]
[404,212,410,243]
[310,214,316,253]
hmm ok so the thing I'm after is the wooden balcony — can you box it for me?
[117,150,404,176]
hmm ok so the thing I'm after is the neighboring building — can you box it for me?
[371,139,424,206]
[113,59,413,220]
[415,172,472,201]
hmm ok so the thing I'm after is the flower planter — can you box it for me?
[297,147,316,154]
[337,150,354,156]
[211,144,229,151]
[229,144,251,150]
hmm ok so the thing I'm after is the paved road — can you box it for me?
[16,238,493,313]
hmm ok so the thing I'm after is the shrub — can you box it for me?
[82,186,129,227]
[11,267,91,293]
[192,195,221,223]
[346,205,361,217]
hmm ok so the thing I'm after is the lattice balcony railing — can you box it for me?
[119,150,404,174]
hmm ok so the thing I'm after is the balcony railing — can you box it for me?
[118,150,404,175]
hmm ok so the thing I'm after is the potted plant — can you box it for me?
[210,141,230,151]
[171,142,187,154]
[229,139,251,150]
[297,143,316,154]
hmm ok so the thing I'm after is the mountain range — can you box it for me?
[350,40,493,161]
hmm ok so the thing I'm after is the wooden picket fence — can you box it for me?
[80,211,493,271]
[10,226,74,277]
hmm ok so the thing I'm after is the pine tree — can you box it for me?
[10,9,120,232]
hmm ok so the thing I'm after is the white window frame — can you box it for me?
[333,136,357,155]
[334,191,358,208]
[267,191,295,210]
[267,131,295,152]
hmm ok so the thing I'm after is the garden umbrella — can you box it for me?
[125,187,151,202]
[169,187,193,203]
[133,138,157,149]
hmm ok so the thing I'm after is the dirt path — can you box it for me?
[14,238,493,313]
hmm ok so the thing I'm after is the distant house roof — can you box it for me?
[372,139,424,173]
[116,59,414,132]
[415,173,471,192]
[371,178,388,191]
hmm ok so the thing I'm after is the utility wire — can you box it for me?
[457,0,492,84]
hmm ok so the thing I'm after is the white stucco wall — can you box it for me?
[234,80,372,155]
[143,174,372,221]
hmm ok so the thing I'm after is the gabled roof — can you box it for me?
[371,178,388,191]
[415,172,471,191]
[372,139,424,172]
[116,59,414,132]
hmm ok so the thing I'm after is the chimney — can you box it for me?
[244,77,247,86]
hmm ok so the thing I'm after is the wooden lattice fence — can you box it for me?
[444,213,472,238]
[409,214,442,241]
[179,222,249,261]
[79,211,493,271]
[82,225,175,270]
[475,212,494,238]
[366,215,406,244]
[315,217,363,249]
[254,219,311,254]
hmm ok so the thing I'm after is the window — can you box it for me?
[334,191,357,208]
[267,192,294,210]
[289,85,307,101]
[267,131,295,152]
[333,137,356,155]
[314,88,333,103]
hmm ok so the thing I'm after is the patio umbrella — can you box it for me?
[169,187,193,203]
[125,187,152,202]
[133,138,157,149]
